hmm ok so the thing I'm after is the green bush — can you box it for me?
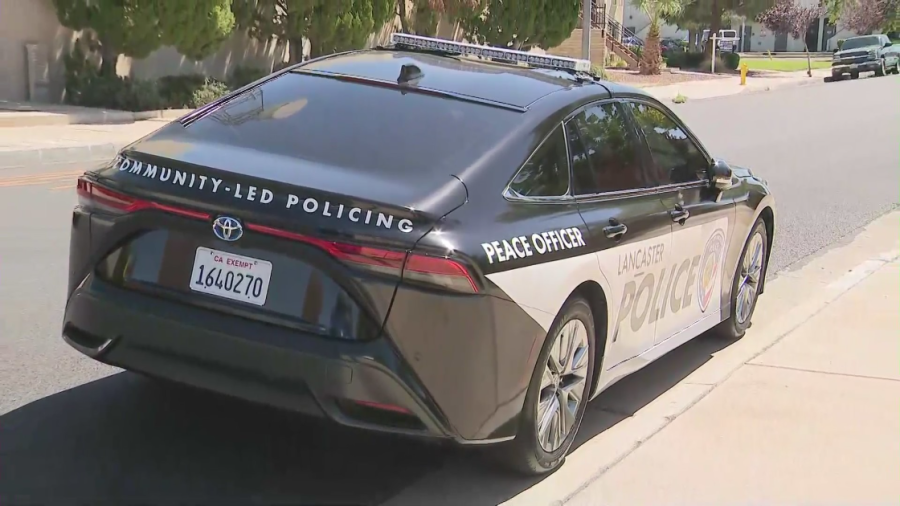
[666,51,708,70]
[591,64,609,80]
[721,52,741,71]
[837,39,845,50]
[229,65,270,89]
[158,74,209,108]
[190,79,230,108]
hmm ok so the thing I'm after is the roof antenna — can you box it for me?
[397,64,424,87]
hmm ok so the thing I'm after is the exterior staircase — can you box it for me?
[549,0,641,70]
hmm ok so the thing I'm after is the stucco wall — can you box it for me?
[125,33,287,82]
[0,0,79,103]
[623,7,689,41]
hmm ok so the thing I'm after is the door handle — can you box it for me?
[670,205,690,225]
[603,219,628,240]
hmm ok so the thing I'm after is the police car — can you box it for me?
[64,34,776,475]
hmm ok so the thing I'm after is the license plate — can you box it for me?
[189,247,272,306]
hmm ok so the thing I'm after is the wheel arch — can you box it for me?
[757,205,775,294]
[569,280,610,398]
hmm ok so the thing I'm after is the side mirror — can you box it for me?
[710,159,733,191]
[833,48,838,53]
[885,41,893,48]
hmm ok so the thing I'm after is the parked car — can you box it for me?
[661,38,687,57]
[700,29,740,53]
[830,34,900,80]
[63,33,777,476]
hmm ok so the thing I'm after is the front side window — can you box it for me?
[625,101,708,185]
[507,126,570,198]
[565,102,649,195]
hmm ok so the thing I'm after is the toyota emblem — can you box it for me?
[212,216,244,242]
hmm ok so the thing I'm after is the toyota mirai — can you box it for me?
[64,34,776,475]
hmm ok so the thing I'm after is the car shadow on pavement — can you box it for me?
[0,334,730,506]
[383,332,733,506]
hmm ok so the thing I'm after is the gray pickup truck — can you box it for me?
[831,34,900,80]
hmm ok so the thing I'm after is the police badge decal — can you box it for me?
[698,228,726,313]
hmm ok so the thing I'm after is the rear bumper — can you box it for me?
[63,276,467,442]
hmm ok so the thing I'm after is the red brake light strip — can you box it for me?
[78,177,478,293]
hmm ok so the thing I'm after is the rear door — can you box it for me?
[622,99,735,346]
[564,100,674,371]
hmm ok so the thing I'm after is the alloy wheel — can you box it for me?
[536,319,590,453]
[736,232,765,325]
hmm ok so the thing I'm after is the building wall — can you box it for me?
[126,33,286,82]
[0,0,79,103]
[622,6,689,41]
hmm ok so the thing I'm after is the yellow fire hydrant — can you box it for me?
[740,62,748,86]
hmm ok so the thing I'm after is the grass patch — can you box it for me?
[741,58,832,72]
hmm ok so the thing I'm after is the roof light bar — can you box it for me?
[390,33,592,73]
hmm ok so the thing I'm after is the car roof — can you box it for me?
[301,49,597,109]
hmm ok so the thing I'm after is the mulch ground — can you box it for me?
[602,68,727,87]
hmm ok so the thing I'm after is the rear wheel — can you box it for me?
[498,296,596,475]
[713,219,768,341]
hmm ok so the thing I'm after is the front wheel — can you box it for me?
[497,296,596,475]
[712,218,768,340]
[875,58,887,77]
[851,71,860,79]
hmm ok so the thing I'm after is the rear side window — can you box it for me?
[507,126,570,198]
[565,102,649,195]
[625,101,708,185]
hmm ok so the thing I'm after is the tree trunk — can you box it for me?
[641,21,662,75]
[707,0,722,60]
[804,42,812,77]
[399,0,410,33]
[688,29,698,52]
[99,44,119,77]
[289,37,303,64]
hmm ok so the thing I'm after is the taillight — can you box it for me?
[77,177,210,220]
[246,223,478,293]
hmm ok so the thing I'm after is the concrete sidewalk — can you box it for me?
[0,120,171,170]
[568,257,899,505]
[642,68,832,102]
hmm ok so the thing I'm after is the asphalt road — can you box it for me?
[1,73,898,505]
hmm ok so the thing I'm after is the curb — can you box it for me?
[0,108,192,128]
[0,142,123,170]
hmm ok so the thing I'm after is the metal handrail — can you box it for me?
[578,0,643,46]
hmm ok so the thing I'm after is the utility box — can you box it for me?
[25,43,51,103]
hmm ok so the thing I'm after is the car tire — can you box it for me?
[875,58,887,77]
[891,62,900,75]
[712,218,768,341]
[851,71,860,79]
[496,295,597,475]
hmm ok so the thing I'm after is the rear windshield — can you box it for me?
[843,36,880,50]
[189,71,523,180]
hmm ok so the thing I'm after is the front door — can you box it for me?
[563,100,674,371]
[774,32,788,52]
[623,99,735,346]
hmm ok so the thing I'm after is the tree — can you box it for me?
[838,0,900,34]
[159,0,236,61]
[52,0,162,75]
[757,0,824,76]
[455,0,581,50]
[53,0,237,76]
[662,0,728,51]
[307,0,394,58]
[674,0,767,57]
[633,0,684,74]
[397,0,482,35]
[233,0,394,63]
